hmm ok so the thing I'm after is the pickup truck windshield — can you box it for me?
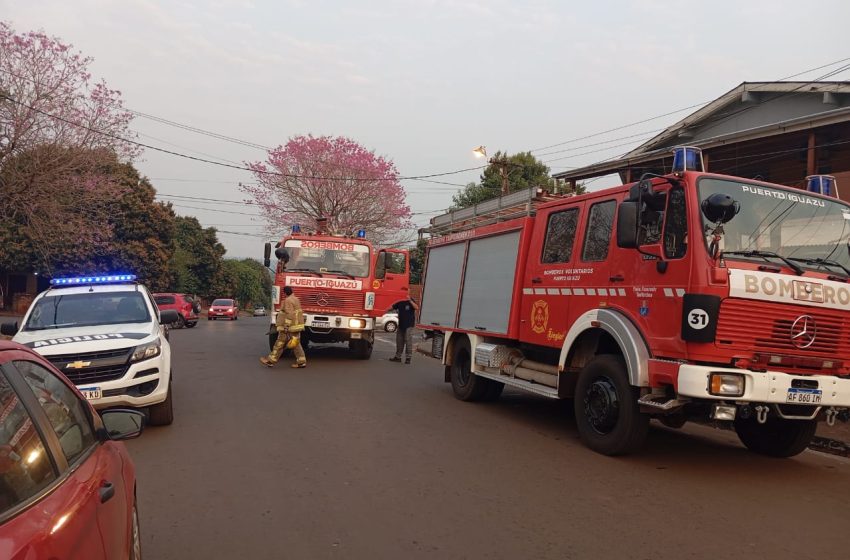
[699,178,850,274]
[284,240,370,278]
[23,291,151,330]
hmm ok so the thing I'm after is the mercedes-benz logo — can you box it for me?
[316,292,329,307]
[790,315,817,349]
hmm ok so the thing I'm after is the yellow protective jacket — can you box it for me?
[276,294,305,333]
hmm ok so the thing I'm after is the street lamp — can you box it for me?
[472,145,521,196]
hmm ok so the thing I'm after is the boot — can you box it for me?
[259,357,274,368]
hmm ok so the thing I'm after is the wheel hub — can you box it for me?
[584,376,620,435]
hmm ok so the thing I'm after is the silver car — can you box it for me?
[375,311,398,332]
[253,306,266,317]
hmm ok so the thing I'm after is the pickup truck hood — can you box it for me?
[13,323,156,354]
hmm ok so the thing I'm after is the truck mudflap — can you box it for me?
[676,364,850,408]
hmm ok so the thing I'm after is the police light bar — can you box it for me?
[671,146,704,173]
[806,175,838,198]
[356,229,367,238]
[50,274,137,286]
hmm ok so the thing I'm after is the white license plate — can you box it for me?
[786,388,822,404]
[351,332,362,339]
[312,321,330,328]
[80,387,102,401]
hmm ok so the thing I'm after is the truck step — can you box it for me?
[473,368,560,399]
[638,394,685,411]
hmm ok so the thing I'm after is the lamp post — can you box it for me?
[473,145,521,196]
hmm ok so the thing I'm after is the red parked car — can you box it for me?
[153,293,200,328]
[0,340,145,559]
[208,298,238,321]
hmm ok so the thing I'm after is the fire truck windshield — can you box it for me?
[699,178,850,274]
[283,240,370,278]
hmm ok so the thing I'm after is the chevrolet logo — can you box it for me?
[66,360,92,370]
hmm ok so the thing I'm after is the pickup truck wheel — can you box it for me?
[574,354,648,456]
[147,381,174,426]
[450,338,492,402]
[185,321,197,328]
[130,499,142,560]
[175,314,186,329]
[734,417,816,458]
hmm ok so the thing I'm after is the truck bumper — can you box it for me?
[677,364,850,407]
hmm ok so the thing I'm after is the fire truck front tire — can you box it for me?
[734,417,817,458]
[268,331,278,351]
[450,338,499,402]
[350,339,372,359]
[574,354,649,456]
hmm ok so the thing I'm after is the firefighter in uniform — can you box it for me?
[260,286,307,368]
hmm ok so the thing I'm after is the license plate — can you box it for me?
[786,388,822,404]
[312,321,330,328]
[79,387,102,401]
[351,332,362,339]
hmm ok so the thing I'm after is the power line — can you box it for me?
[0,91,486,182]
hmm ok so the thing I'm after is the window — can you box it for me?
[387,253,406,274]
[23,291,151,331]
[663,187,687,259]
[154,295,176,305]
[541,209,579,264]
[15,361,96,466]
[212,299,234,306]
[582,200,616,262]
[0,374,56,515]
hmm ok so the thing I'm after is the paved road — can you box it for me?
[127,317,850,559]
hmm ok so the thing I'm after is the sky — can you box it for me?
[3,0,849,258]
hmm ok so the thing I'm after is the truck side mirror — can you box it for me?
[617,201,638,248]
[264,242,271,268]
[701,193,740,224]
[374,251,387,280]
[0,321,18,336]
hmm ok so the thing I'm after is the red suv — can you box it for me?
[153,293,200,328]
[0,340,145,559]
[208,298,238,320]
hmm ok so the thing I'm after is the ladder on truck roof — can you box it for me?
[423,186,569,237]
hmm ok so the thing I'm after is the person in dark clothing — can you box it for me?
[389,298,418,364]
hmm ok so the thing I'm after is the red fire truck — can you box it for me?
[419,147,850,457]
[263,226,410,359]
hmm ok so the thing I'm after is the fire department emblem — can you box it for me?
[316,292,329,307]
[531,300,549,334]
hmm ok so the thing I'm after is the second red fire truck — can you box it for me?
[419,147,850,457]
[264,224,410,360]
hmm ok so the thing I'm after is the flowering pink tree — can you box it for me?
[0,22,138,272]
[242,135,413,244]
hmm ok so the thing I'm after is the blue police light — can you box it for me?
[806,175,838,198]
[291,224,301,233]
[50,274,137,286]
[356,229,366,238]
[671,146,704,173]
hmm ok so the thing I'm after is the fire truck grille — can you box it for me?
[716,299,850,358]
[297,289,363,314]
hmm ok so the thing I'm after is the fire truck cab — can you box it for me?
[419,148,850,457]
[264,228,409,360]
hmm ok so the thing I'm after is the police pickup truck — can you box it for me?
[0,274,175,425]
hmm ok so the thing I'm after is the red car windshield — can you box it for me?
[212,299,233,307]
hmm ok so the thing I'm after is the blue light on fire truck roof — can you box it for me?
[356,229,366,238]
[671,146,704,173]
[291,224,301,233]
[50,274,137,286]
[806,175,838,198]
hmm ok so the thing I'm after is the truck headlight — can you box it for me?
[709,373,745,397]
[348,318,367,329]
[131,339,162,363]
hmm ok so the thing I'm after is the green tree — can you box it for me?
[409,237,428,285]
[171,216,226,299]
[450,151,586,210]
[209,259,272,309]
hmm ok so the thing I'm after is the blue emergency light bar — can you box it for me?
[671,146,704,173]
[50,274,137,286]
[291,224,301,233]
[806,175,838,198]
[356,229,367,238]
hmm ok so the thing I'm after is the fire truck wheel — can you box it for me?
[734,417,817,458]
[481,381,505,402]
[350,339,372,359]
[574,354,649,456]
[148,380,174,426]
[449,338,494,402]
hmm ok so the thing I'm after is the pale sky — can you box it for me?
[3,0,849,258]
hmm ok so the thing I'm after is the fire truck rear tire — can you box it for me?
[734,417,817,458]
[574,354,649,456]
[450,338,495,402]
